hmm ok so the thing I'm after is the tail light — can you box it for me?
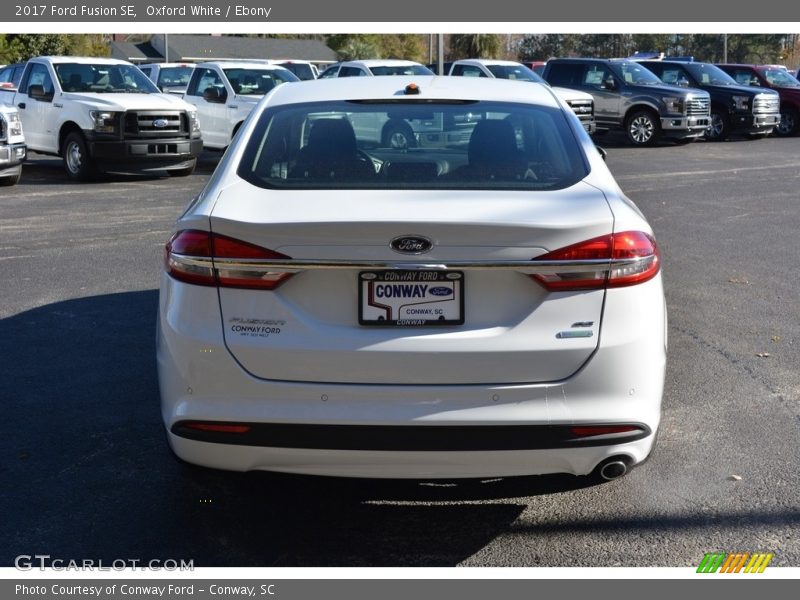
[165,229,293,290]
[531,231,660,291]
[569,424,645,438]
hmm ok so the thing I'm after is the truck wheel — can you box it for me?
[167,159,197,177]
[705,109,729,141]
[775,107,798,137]
[0,165,22,186]
[626,110,659,146]
[382,120,417,149]
[62,132,95,181]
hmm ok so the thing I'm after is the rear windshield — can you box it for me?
[237,100,588,191]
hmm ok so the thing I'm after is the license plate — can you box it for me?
[359,271,464,326]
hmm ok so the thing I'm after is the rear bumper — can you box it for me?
[158,274,666,478]
[167,433,658,479]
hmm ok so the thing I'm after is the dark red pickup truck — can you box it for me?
[716,64,800,136]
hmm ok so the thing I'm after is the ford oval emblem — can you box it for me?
[429,286,453,297]
[390,235,433,255]
[153,118,169,128]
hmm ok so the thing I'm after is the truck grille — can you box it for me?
[686,97,710,116]
[753,94,780,114]
[566,99,594,122]
[123,111,188,138]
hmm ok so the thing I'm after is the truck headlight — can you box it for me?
[7,112,23,137]
[662,96,684,114]
[89,110,120,134]
[188,110,201,137]
[732,95,750,111]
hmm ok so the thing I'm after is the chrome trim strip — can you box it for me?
[171,254,648,275]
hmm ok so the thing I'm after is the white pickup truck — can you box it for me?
[181,61,298,150]
[0,56,202,181]
[448,59,597,134]
[0,103,26,186]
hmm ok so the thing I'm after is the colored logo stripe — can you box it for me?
[697,552,726,573]
[697,552,773,573]
[745,553,773,573]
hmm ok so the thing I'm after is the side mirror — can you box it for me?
[29,84,53,101]
[676,78,690,88]
[596,146,607,161]
[602,79,617,90]
[203,87,227,103]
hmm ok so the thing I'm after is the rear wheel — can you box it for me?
[382,120,416,150]
[626,110,660,146]
[705,108,729,141]
[775,107,798,137]
[62,131,95,181]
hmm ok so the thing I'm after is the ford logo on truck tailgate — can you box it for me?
[152,118,169,128]
[390,236,433,254]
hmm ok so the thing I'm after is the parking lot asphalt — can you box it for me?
[1,138,799,567]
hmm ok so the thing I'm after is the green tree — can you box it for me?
[518,34,574,61]
[326,34,383,60]
[380,34,427,62]
[449,34,502,59]
[65,35,110,58]
[3,34,69,62]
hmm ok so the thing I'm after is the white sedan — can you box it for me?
[158,76,666,481]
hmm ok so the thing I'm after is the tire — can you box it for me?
[705,108,729,141]
[382,120,417,150]
[0,165,21,186]
[167,159,197,177]
[625,110,660,146]
[61,131,95,181]
[774,107,798,137]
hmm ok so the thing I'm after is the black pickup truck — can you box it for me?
[543,58,710,146]
[637,60,781,141]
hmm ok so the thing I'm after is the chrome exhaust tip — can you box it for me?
[598,458,629,481]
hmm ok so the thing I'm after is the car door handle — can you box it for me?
[228,104,238,109]
[54,102,63,108]
[17,102,25,109]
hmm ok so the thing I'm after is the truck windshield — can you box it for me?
[237,100,589,191]
[157,66,195,89]
[54,63,159,93]
[223,68,299,95]
[368,65,435,76]
[275,62,316,81]
[486,64,544,83]
[610,62,662,85]
[684,63,738,86]
[761,68,800,87]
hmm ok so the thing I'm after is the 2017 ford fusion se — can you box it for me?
[157,76,666,481]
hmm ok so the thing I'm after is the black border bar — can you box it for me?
[171,421,651,450]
